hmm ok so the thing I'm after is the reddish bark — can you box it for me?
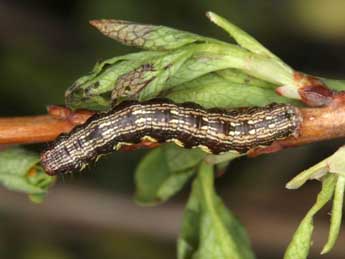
[1,94,345,156]
[0,106,94,145]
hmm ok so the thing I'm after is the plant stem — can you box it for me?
[0,97,345,156]
[0,106,94,145]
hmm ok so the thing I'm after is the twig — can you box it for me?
[0,106,94,145]
[1,95,345,155]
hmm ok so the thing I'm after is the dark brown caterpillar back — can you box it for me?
[41,99,301,175]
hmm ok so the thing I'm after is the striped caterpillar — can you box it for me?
[40,99,301,175]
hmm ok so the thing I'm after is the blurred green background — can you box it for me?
[1,0,345,258]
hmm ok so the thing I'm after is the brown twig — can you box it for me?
[0,106,94,145]
[1,94,345,156]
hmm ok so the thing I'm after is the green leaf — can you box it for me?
[321,175,345,254]
[66,39,297,111]
[162,43,244,87]
[286,146,345,189]
[65,51,165,110]
[0,147,55,202]
[134,144,205,205]
[204,151,242,165]
[206,12,280,61]
[206,12,298,91]
[286,160,329,190]
[178,162,254,259]
[215,68,277,88]
[167,73,298,109]
[175,42,294,86]
[0,147,38,176]
[284,174,337,259]
[137,47,194,100]
[87,13,295,88]
[285,147,345,256]
[90,19,222,51]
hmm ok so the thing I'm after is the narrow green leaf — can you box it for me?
[90,19,221,51]
[284,174,337,259]
[0,147,55,201]
[134,144,205,205]
[206,12,279,61]
[286,159,328,190]
[206,11,295,87]
[178,162,254,259]
[287,146,345,190]
[322,175,345,254]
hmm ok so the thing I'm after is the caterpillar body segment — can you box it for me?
[41,99,301,175]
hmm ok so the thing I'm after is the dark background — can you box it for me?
[0,1,345,258]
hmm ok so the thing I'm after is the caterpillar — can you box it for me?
[40,99,301,175]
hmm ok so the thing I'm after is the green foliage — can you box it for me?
[135,144,205,205]
[286,146,345,189]
[65,51,166,110]
[284,174,337,259]
[285,146,345,257]
[0,147,55,202]
[166,72,299,109]
[321,175,345,254]
[206,12,280,62]
[178,162,254,259]
[2,10,344,259]
[65,12,299,111]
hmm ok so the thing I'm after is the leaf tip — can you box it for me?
[205,11,219,24]
[205,11,214,19]
[89,19,128,35]
[320,245,332,255]
[285,182,297,190]
[276,85,301,100]
[89,19,104,29]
